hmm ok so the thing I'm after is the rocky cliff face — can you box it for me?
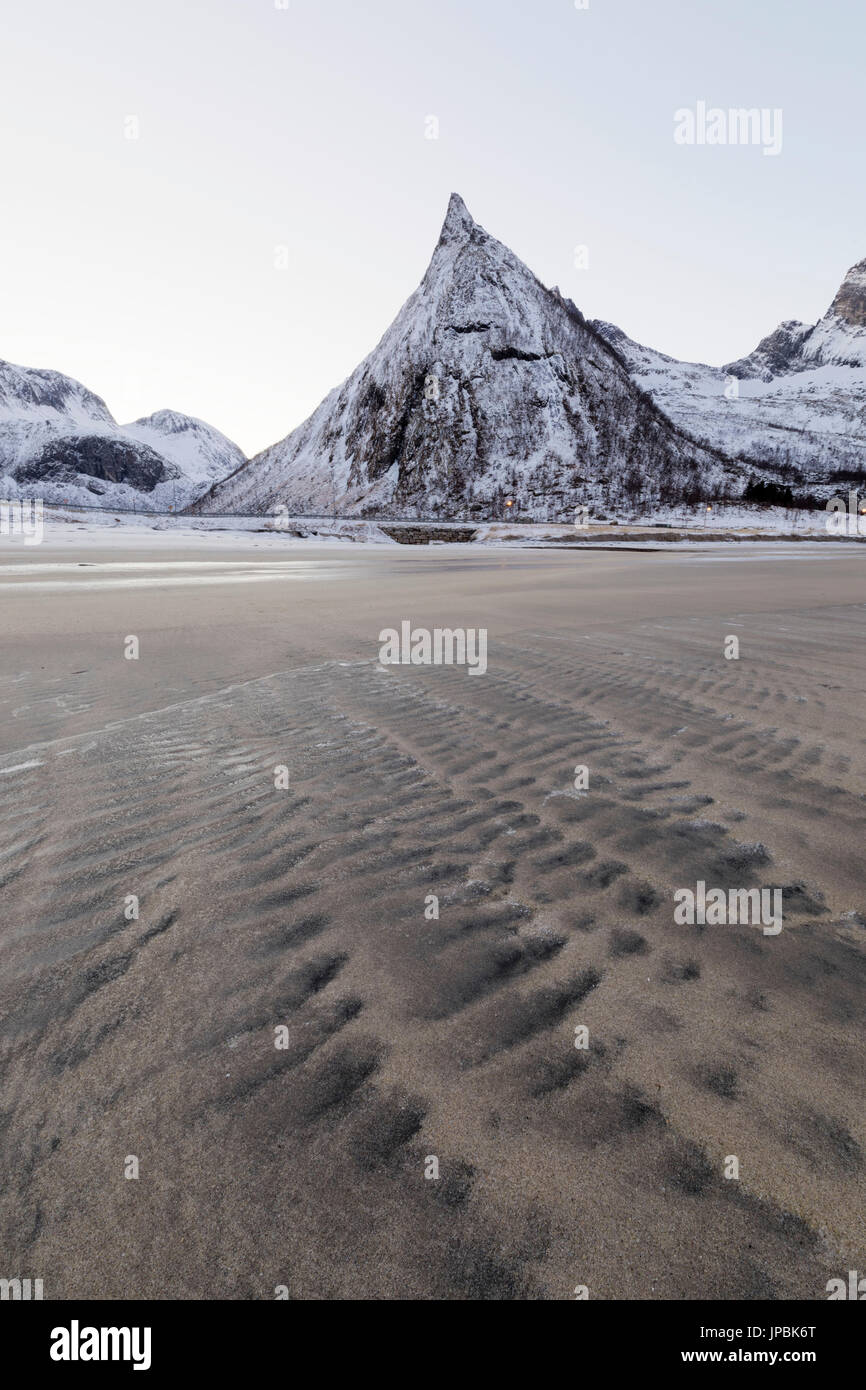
[723,322,815,380]
[824,258,866,333]
[193,195,740,520]
[15,434,168,492]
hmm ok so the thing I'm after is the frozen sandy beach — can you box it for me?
[1,533,864,1299]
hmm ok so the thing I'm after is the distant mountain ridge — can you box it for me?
[0,360,245,509]
[592,257,866,487]
[723,259,866,378]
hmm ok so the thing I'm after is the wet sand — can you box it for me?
[1,539,864,1299]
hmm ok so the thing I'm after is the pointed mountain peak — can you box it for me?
[438,192,479,244]
[197,192,736,520]
[828,256,866,328]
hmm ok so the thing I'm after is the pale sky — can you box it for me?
[0,0,863,457]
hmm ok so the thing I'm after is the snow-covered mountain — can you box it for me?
[592,258,866,488]
[729,258,866,374]
[193,194,744,520]
[0,361,245,509]
[10,206,859,519]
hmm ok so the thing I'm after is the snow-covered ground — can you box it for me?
[1,501,861,557]
[0,505,398,552]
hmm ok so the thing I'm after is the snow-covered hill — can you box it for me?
[193,194,744,521]
[592,258,866,487]
[0,361,245,509]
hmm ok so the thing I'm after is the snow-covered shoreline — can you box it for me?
[1,501,863,556]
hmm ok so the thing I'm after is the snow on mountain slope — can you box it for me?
[0,361,245,509]
[193,194,743,521]
[0,360,115,432]
[728,258,866,374]
[0,361,114,477]
[125,410,246,490]
[593,258,866,484]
